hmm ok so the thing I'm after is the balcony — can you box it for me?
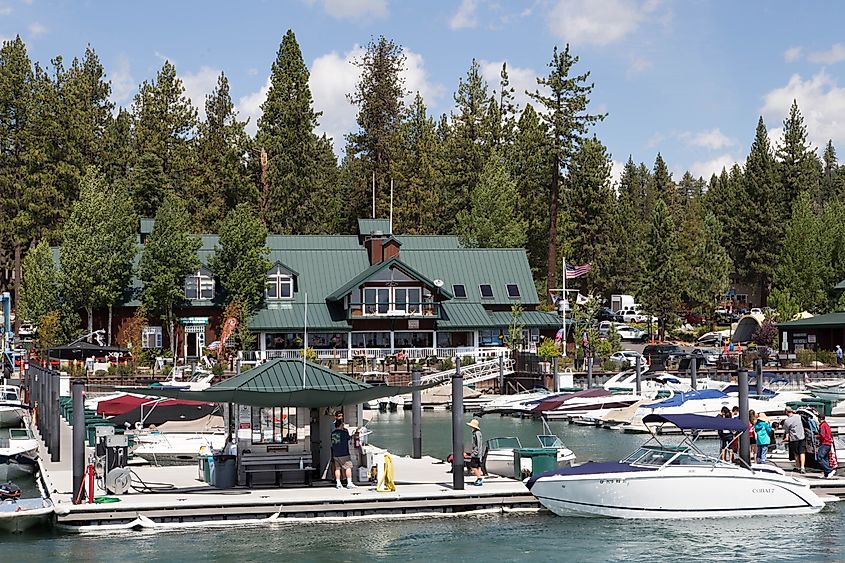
[347,301,440,319]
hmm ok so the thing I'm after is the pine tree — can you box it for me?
[738,117,781,304]
[611,157,650,293]
[19,240,59,324]
[99,181,137,345]
[208,203,271,310]
[777,100,820,209]
[257,30,329,233]
[456,150,526,248]
[346,35,406,221]
[820,140,845,202]
[308,134,343,234]
[528,45,605,298]
[101,108,134,188]
[775,191,829,311]
[640,199,681,341]
[650,153,679,220]
[191,72,251,230]
[131,60,197,216]
[563,136,616,294]
[683,211,733,316]
[138,193,201,355]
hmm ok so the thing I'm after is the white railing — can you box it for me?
[420,357,515,386]
[241,346,513,364]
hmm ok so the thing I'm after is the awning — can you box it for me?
[123,358,440,408]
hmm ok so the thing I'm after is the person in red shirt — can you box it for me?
[816,414,835,479]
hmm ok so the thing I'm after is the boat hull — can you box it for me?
[486,449,575,478]
[528,468,825,519]
[0,407,25,428]
[0,501,54,533]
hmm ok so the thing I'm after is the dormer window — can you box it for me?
[506,284,520,299]
[266,265,294,300]
[479,284,494,299]
[185,268,214,300]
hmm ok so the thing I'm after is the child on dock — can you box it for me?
[467,419,484,486]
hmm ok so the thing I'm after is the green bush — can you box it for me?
[559,356,574,369]
[460,355,476,366]
[817,350,836,366]
[601,359,618,372]
[161,364,173,376]
[438,357,454,371]
[116,364,132,376]
[107,365,116,376]
[212,362,225,377]
[796,349,814,367]
[537,337,560,359]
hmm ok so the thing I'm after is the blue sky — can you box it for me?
[5,0,845,182]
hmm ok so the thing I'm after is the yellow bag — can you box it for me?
[376,453,396,492]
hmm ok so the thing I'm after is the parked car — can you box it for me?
[750,308,763,316]
[642,343,685,369]
[596,307,617,322]
[691,348,719,366]
[696,331,728,347]
[683,312,707,326]
[608,351,649,371]
[616,325,648,342]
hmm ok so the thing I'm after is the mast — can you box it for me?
[561,257,567,357]
[372,172,376,219]
[389,178,394,233]
[302,293,308,388]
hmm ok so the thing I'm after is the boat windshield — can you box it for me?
[9,428,32,440]
[537,435,564,448]
[622,445,714,467]
[1,389,19,401]
[487,437,522,450]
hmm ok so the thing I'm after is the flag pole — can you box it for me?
[302,293,308,388]
[562,256,567,358]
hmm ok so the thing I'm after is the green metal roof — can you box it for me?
[326,257,453,301]
[358,218,391,235]
[438,302,496,328]
[214,358,367,392]
[249,303,348,331]
[489,310,563,329]
[779,313,843,328]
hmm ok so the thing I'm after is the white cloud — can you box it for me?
[109,54,135,105]
[687,153,738,180]
[546,0,661,46]
[181,66,221,121]
[610,159,625,187]
[627,55,653,77]
[0,5,13,16]
[807,43,845,65]
[784,46,802,63]
[237,77,270,136]
[322,0,387,20]
[28,21,46,36]
[479,59,541,113]
[681,128,736,151]
[761,70,845,148]
[450,0,478,29]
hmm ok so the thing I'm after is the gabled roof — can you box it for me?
[780,312,845,328]
[326,257,453,301]
[268,260,300,278]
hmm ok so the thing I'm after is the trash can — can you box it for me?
[211,454,237,489]
[513,447,558,479]
[198,454,213,483]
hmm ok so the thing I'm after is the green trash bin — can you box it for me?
[513,447,558,479]
[199,455,213,483]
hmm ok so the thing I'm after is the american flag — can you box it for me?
[565,262,592,279]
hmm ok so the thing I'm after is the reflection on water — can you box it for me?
[5,411,843,562]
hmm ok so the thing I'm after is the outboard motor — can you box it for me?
[0,481,21,500]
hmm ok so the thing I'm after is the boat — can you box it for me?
[806,379,845,403]
[0,494,54,533]
[0,384,27,428]
[481,388,554,415]
[0,427,39,476]
[131,430,227,465]
[525,413,827,519]
[96,395,220,428]
[485,420,576,478]
[532,388,644,420]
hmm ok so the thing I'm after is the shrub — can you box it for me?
[816,350,836,366]
[460,355,476,366]
[537,337,560,359]
[116,364,132,377]
[438,357,454,371]
[559,356,574,369]
[796,349,814,367]
[212,362,225,377]
[107,365,116,376]
[161,364,173,376]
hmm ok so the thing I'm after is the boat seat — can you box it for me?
[241,451,314,487]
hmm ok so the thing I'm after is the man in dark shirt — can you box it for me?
[331,419,355,489]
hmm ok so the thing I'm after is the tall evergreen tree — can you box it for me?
[131,60,197,216]
[683,211,733,316]
[820,140,845,202]
[528,44,605,298]
[208,203,271,310]
[457,150,526,248]
[346,35,406,222]
[19,240,59,324]
[101,108,134,188]
[138,193,201,355]
[640,199,682,341]
[650,153,679,219]
[776,100,820,209]
[257,30,330,233]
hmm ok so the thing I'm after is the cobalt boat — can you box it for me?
[525,413,826,519]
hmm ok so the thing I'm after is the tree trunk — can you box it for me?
[107,304,113,346]
[86,305,93,342]
[167,305,176,358]
[13,244,21,336]
[547,159,559,300]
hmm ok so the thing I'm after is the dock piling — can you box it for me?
[498,355,504,392]
[755,359,763,396]
[552,356,559,392]
[451,357,464,490]
[412,368,422,459]
[72,379,86,503]
[586,355,593,389]
[690,356,697,390]
[50,368,60,462]
[635,355,642,395]
[738,368,750,466]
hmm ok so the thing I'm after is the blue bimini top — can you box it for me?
[525,462,656,490]
[643,388,728,409]
[642,413,747,432]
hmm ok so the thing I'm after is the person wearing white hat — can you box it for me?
[467,419,484,486]
[753,412,773,464]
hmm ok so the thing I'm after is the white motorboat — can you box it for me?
[602,370,714,395]
[131,430,227,465]
[485,422,576,478]
[0,385,27,428]
[532,388,645,420]
[526,413,826,519]
[0,427,38,475]
[481,388,554,415]
[806,379,845,402]
[0,493,53,533]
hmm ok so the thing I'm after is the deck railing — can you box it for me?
[241,346,511,363]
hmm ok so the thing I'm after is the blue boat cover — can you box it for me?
[643,388,727,408]
[525,462,656,490]
[642,413,747,432]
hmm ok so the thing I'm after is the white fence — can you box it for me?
[239,346,511,364]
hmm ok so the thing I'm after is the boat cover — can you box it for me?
[96,394,211,417]
[642,413,747,432]
[531,388,611,413]
[525,461,656,489]
[643,388,727,408]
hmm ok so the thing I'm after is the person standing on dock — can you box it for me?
[754,413,773,464]
[331,419,356,489]
[816,414,835,478]
[836,345,843,367]
[783,407,806,474]
[467,419,484,486]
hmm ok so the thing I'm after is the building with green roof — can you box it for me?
[79,218,562,362]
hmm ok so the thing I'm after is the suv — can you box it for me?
[642,343,684,370]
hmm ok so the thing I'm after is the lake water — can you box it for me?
[6,412,844,562]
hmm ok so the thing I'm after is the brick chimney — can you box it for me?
[364,231,385,264]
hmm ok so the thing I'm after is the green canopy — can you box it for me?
[124,358,441,408]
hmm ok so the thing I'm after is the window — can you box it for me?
[251,406,298,444]
[266,266,294,300]
[394,288,422,314]
[185,269,214,300]
[479,329,504,346]
[506,284,520,299]
[452,284,467,299]
[307,332,348,349]
[393,331,434,348]
[351,332,391,349]
[479,284,494,299]
[142,326,163,348]
[361,286,425,315]
[265,332,304,350]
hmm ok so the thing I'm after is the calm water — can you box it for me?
[6,412,844,562]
